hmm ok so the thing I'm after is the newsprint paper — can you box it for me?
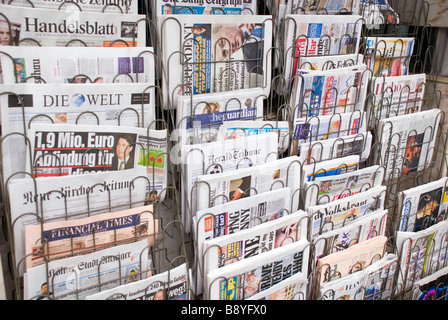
[154,0,257,17]
[247,272,308,300]
[0,46,155,84]
[86,262,191,300]
[24,239,150,300]
[24,204,158,269]
[8,167,152,277]
[206,238,310,300]
[411,266,448,300]
[159,14,273,109]
[0,4,146,47]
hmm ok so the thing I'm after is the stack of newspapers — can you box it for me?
[0,1,192,300]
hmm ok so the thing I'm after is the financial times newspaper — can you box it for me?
[180,132,278,232]
[24,239,150,300]
[27,123,167,181]
[377,109,442,180]
[298,131,372,164]
[159,14,273,109]
[0,46,155,84]
[216,120,291,154]
[303,164,385,208]
[193,187,293,294]
[206,239,310,300]
[247,272,308,300]
[24,204,158,269]
[175,87,264,148]
[307,185,387,240]
[368,73,426,122]
[290,64,368,118]
[0,4,146,47]
[196,156,302,213]
[397,177,448,232]
[3,0,139,13]
[8,167,152,277]
[86,262,191,300]
[283,14,363,89]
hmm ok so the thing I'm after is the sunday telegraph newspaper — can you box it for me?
[27,123,167,181]
[0,4,146,47]
[3,0,139,13]
[206,238,310,300]
[397,177,448,232]
[159,14,273,109]
[8,167,153,277]
[24,204,158,269]
[85,262,191,300]
[0,46,155,84]
[24,239,150,300]
[154,0,257,17]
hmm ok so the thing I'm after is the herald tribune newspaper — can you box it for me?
[0,4,146,47]
[24,239,150,300]
[159,14,273,109]
[0,46,155,84]
[3,0,139,13]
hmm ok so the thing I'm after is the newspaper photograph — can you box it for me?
[160,14,273,109]
[377,108,442,180]
[8,167,153,277]
[288,0,361,15]
[365,36,415,77]
[283,14,363,89]
[291,111,367,154]
[24,204,158,269]
[316,235,387,286]
[154,0,257,17]
[360,0,399,25]
[307,185,387,240]
[24,239,150,300]
[411,266,448,300]
[206,238,310,300]
[175,87,264,147]
[4,0,139,14]
[298,131,372,164]
[290,64,368,118]
[0,46,155,84]
[0,4,146,47]
[247,272,308,300]
[362,253,397,300]
[196,156,303,213]
[302,154,360,183]
[180,132,279,232]
[27,123,167,180]
[368,73,426,121]
[86,262,191,300]
[397,177,448,232]
[303,164,385,208]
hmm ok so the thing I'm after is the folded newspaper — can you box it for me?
[4,0,139,13]
[159,14,273,109]
[26,123,167,181]
[295,53,364,71]
[85,262,192,300]
[0,4,146,47]
[154,0,257,17]
[302,154,360,183]
[205,238,310,300]
[196,156,303,213]
[377,108,442,180]
[0,46,155,84]
[246,272,308,300]
[8,167,153,277]
[397,177,448,232]
[24,239,150,300]
[411,266,448,300]
[24,204,158,269]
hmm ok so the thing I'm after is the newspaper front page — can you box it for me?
[24,204,158,269]
[160,14,273,109]
[154,0,257,17]
[0,4,146,47]
[85,262,191,300]
[24,239,150,300]
[206,238,310,300]
[0,46,155,84]
[296,53,364,71]
[247,272,308,300]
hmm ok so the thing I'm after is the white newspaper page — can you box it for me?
[0,46,155,84]
[296,53,364,71]
[302,154,360,183]
[397,177,448,232]
[4,0,139,13]
[362,253,398,300]
[206,239,310,300]
[247,272,308,300]
[24,239,150,300]
[0,4,146,47]
[319,268,366,300]
[160,14,273,109]
[24,204,158,269]
[85,263,191,300]
[8,167,152,277]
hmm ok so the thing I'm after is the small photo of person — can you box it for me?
[111,133,136,171]
[0,20,20,46]
[229,176,251,201]
[163,4,173,14]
